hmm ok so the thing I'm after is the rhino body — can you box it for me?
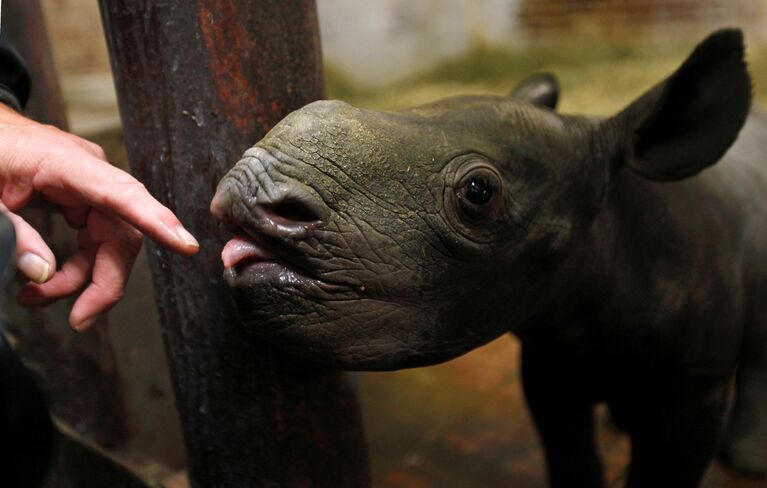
[212,30,767,487]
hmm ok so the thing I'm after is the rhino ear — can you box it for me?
[609,29,751,181]
[510,73,559,109]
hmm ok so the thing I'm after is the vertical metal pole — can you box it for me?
[98,2,370,487]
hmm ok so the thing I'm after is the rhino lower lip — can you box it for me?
[221,235,346,292]
[223,261,341,293]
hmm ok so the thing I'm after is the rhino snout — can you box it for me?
[211,151,329,240]
[211,149,349,297]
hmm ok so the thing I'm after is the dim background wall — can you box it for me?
[518,0,767,38]
[40,0,767,89]
[37,0,767,132]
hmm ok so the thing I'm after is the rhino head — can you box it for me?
[211,30,750,370]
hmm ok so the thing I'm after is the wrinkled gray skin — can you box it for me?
[212,30,766,487]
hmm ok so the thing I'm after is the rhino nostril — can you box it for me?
[263,201,322,224]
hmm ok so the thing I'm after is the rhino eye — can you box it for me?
[455,166,503,222]
[464,178,493,206]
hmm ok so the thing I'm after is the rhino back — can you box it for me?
[560,109,767,370]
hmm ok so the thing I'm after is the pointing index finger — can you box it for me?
[40,154,200,255]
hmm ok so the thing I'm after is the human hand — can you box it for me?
[0,104,199,330]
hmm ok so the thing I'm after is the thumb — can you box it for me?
[0,206,56,284]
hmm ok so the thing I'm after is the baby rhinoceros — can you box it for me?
[211,29,767,487]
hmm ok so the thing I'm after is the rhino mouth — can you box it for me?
[221,229,347,294]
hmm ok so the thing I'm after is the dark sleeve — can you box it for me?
[0,213,54,486]
[0,36,31,111]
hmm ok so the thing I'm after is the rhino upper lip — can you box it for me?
[227,227,302,270]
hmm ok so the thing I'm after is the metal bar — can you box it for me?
[98,2,370,486]
[47,420,162,488]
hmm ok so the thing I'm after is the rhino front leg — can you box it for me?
[521,341,604,488]
[720,341,767,476]
[610,377,729,488]
[718,246,767,476]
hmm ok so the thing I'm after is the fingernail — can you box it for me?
[176,225,199,248]
[71,318,94,332]
[17,253,50,284]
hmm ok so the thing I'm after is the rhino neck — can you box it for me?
[514,126,635,336]
[523,158,686,339]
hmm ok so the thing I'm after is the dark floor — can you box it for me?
[360,336,767,488]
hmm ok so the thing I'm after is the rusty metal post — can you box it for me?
[3,0,129,449]
[98,2,370,487]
